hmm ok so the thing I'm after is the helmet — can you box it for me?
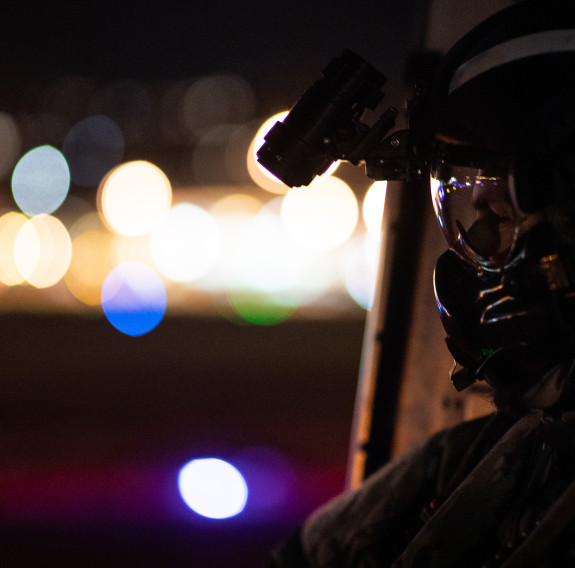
[419,0,575,401]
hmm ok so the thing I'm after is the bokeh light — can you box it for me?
[226,288,297,326]
[229,198,317,294]
[210,193,262,218]
[178,458,248,520]
[247,112,289,195]
[98,161,172,236]
[114,234,155,266]
[150,203,220,283]
[344,235,380,310]
[363,180,387,239]
[13,215,73,288]
[247,112,340,194]
[101,262,167,336]
[204,194,263,291]
[63,114,124,187]
[0,212,28,285]
[12,145,70,216]
[281,176,358,251]
[0,73,373,321]
[210,196,335,321]
[65,229,117,305]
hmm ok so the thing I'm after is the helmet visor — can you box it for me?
[431,165,537,269]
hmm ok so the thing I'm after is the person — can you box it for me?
[270,0,575,565]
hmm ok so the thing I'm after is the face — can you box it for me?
[431,165,542,270]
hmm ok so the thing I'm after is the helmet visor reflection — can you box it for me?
[431,165,523,269]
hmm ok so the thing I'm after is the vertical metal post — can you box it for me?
[347,178,427,488]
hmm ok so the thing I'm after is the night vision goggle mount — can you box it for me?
[256,50,425,187]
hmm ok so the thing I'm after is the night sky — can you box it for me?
[0,1,425,111]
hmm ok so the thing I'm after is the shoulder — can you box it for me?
[300,413,501,567]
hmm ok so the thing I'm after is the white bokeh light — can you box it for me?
[150,203,220,282]
[247,112,340,195]
[204,194,262,290]
[363,180,387,239]
[178,458,248,519]
[99,160,172,236]
[233,199,318,293]
[281,176,358,251]
[247,112,289,195]
[13,214,72,288]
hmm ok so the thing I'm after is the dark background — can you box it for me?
[0,315,364,566]
[0,1,427,566]
[0,1,426,114]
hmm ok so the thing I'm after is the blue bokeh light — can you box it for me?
[101,262,167,336]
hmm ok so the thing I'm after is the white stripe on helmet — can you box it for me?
[449,29,575,94]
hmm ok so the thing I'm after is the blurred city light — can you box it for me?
[66,229,116,305]
[12,145,70,216]
[247,112,290,194]
[14,214,72,288]
[230,198,315,293]
[114,233,155,267]
[98,161,172,236]
[363,180,387,239]
[226,287,298,326]
[0,73,377,324]
[247,112,341,195]
[178,458,248,519]
[0,212,28,286]
[150,203,220,283]
[210,192,262,219]
[101,262,167,336]
[205,193,263,291]
[281,176,358,251]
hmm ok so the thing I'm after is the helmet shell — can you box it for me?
[416,0,575,186]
